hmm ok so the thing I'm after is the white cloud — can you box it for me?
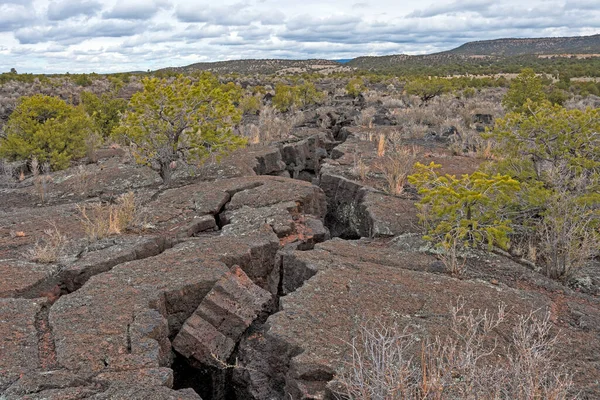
[47,0,103,20]
[102,0,163,20]
[0,0,597,73]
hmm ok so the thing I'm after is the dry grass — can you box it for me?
[336,301,573,400]
[78,192,136,240]
[537,192,600,279]
[239,105,306,144]
[73,165,98,197]
[350,153,370,181]
[377,134,386,157]
[377,147,416,195]
[85,131,102,163]
[27,223,67,263]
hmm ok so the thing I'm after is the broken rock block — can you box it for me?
[173,266,272,367]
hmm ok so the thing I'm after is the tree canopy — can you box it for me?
[115,73,246,184]
[0,94,93,170]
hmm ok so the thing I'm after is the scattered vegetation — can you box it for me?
[377,148,416,196]
[272,82,324,112]
[80,90,127,137]
[404,77,451,106]
[409,163,520,274]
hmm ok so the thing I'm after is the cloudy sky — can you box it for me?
[1,0,599,74]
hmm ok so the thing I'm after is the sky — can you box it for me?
[0,0,599,74]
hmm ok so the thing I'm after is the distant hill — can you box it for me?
[439,34,600,57]
[159,34,600,77]
[160,59,349,75]
[346,34,600,76]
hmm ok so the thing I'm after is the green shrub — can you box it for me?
[273,82,324,112]
[115,73,245,184]
[239,94,261,115]
[404,77,451,105]
[345,77,365,97]
[81,91,127,137]
[0,94,94,170]
[502,68,546,113]
[409,162,520,273]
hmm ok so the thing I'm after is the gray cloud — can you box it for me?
[408,0,493,18]
[102,1,161,20]
[15,20,148,44]
[47,0,103,20]
[0,0,599,74]
[176,3,285,26]
[0,4,36,32]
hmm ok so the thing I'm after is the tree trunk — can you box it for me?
[159,161,172,185]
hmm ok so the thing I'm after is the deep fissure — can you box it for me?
[170,119,369,400]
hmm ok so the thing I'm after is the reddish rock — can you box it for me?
[0,298,47,391]
[0,260,61,298]
[233,240,600,399]
[173,266,271,367]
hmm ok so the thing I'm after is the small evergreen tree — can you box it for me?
[502,68,546,113]
[81,91,127,138]
[0,94,93,170]
[115,73,245,184]
[409,162,520,273]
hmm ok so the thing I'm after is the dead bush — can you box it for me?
[27,223,67,263]
[30,157,52,203]
[350,153,370,181]
[78,192,136,240]
[336,302,573,400]
[255,105,305,143]
[380,97,405,108]
[537,191,600,279]
[73,165,98,197]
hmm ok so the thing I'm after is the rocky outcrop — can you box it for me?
[233,241,552,399]
[1,173,330,398]
[2,121,600,400]
[173,266,271,367]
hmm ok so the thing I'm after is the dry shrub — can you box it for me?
[30,157,52,203]
[537,191,600,279]
[28,223,67,263]
[0,159,15,186]
[350,153,370,181]
[78,192,136,240]
[73,165,97,197]
[565,94,600,111]
[85,131,102,163]
[238,124,261,145]
[377,147,416,195]
[254,105,305,143]
[336,302,573,400]
[356,106,376,128]
[377,134,386,157]
[380,97,404,108]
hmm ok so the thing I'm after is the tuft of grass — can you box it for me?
[377,147,416,196]
[78,192,136,241]
[28,223,67,264]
